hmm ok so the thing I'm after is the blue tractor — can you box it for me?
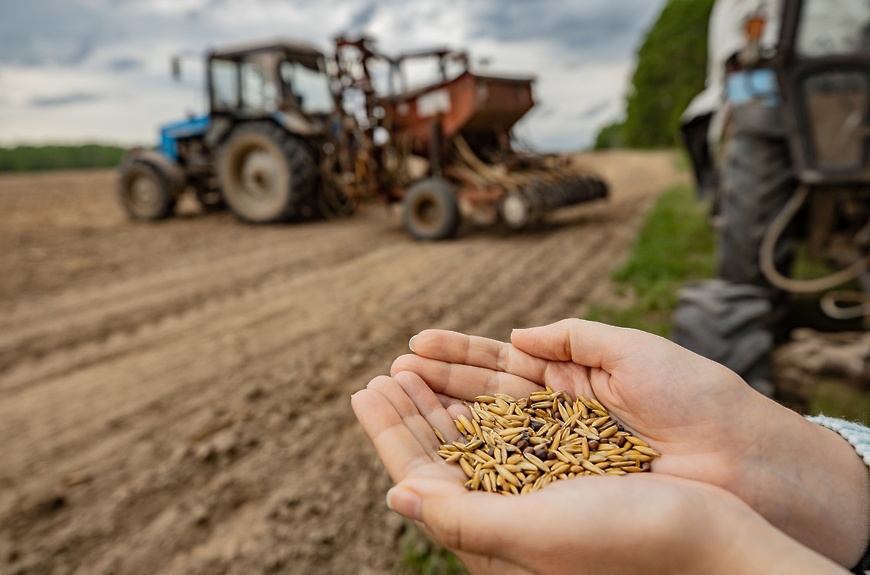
[117,39,342,222]
[118,36,609,239]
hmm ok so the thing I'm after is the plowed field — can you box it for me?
[0,150,686,575]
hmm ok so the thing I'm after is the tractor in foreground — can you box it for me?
[118,36,607,240]
[673,0,870,403]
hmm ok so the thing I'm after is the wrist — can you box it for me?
[726,508,849,575]
[677,482,845,575]
[737,399,870,567]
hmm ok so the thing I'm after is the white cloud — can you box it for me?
[0,0,665,149]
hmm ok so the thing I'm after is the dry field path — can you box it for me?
[0,150,686,575]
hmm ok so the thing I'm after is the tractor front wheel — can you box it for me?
[402,178,460,240]
[117,159,176,220]
[218,122,314,223]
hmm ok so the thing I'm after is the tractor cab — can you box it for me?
[122,39,338,223]
[775,0,870,185]
[206,40,336,135]
[155,40,336,165]
[207,40,335,119]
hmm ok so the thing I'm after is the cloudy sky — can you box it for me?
[0,0,665,151]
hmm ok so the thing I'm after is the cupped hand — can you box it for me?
[393,319,755,488]
[351,370,844,575]
[390,319,870,567]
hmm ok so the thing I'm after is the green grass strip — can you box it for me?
[585,183,715,336]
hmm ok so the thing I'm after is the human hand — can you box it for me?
[390,319,870,567]
[351,370,845,575]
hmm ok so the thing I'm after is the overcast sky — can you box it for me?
[0,0,665,151]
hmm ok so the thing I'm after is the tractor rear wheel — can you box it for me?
[402,178,460,240]
[671,279,776,396]
[117,159,176,220]
[718,126,797,288]
[218,122,314,223]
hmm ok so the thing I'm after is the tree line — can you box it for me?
[0,144,127,173]
[595,0,715,149]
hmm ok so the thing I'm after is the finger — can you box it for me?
[511,319,734,413]
[391,371,464,444]
[434,391,465,411]
[367,375,445,453]
[456,552,533,575]
[430,392,476,424]
[404,521,534,575]
[402,524,531,575]
[445,402,471,422]
[408,329,554,385]
[387,478,534,559]
[388,477,627,569]
[391,353,542,401]
[351,388,453,484]
[511,319,648,369]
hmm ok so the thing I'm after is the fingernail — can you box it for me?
[408,335,417,352]
[386,486,421,521]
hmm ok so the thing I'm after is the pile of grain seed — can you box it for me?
[434,387,660,495]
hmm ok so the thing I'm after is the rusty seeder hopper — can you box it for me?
[331,37,608,239]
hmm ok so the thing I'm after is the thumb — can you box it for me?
[387,479,524,558]
[511,318,651,369]
[511,319,627,367]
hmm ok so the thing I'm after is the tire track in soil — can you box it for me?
[0,241,488,572]
[1,244,419,483]
[0,151,685,575]
[0,218,394,381]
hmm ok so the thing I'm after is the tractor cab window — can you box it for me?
[279,59,335,116]
[211,59,239,111]
[792,0,870,172]
[796,0,870,56]
[240,60,279,112]
[802,71,868,169]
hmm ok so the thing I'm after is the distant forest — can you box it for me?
[595,0,715,149]
[0,144,127,173]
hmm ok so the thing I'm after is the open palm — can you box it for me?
[390,319,761,490]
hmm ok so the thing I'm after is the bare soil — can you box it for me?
[0,150,686,575]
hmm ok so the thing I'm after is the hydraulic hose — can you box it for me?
[820,291,870,320]
[759,184,870,294]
